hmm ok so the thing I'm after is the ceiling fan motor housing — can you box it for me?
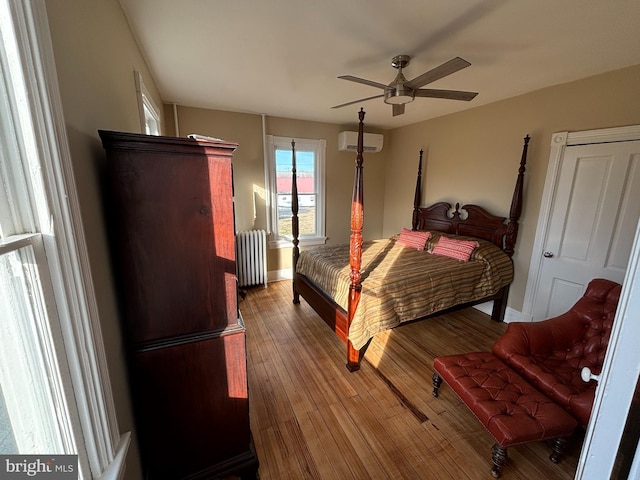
[385,55,415,105]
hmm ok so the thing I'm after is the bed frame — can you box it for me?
[292,108,529,371]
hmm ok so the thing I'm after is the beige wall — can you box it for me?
[45,0,164,478]
[165,106,389,274]
[384,64,640,311]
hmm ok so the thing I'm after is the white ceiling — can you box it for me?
[119,0,640,130]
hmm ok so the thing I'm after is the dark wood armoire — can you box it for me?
[99,131,258,480]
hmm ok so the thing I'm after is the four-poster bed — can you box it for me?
[291,109,529,371]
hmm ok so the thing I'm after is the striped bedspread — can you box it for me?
[295,233,514,349]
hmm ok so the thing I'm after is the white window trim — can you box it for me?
[2,1,129,478]
[134,70,160,135]
[265,134,326,249]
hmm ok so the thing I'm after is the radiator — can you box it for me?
[235,229,267,288]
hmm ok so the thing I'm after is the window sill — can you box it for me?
[269,236,327,249]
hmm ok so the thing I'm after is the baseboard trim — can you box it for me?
[473,301,525,323]
[267,269,292,284]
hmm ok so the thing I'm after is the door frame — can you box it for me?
[576,218,640,478]
[521,124,640,321]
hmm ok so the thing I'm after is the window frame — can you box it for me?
[0,1,129,478]
[266,134,326,248]
[134,70,161,135]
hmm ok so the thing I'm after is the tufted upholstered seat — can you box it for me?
[492,278,621,427]
[433,352,578,445]
[433,352,578,477]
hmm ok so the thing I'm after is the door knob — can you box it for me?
[543,251,554,258]
[581,366,601,384]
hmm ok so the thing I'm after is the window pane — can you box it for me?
[277,194,292,236]
[275,149,292,194]
[275,148,316,236]
[0,382,17,453]
[0,246,71,455]
[297,195,316,236]
[143,100,160,135]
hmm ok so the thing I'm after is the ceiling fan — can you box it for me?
[332,55,478,116]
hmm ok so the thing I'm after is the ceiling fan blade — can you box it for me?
[414,89,478,101]
[392,103,405,116]
[331,94,384,109]
[404,57,471,90]
[338,75,389,90]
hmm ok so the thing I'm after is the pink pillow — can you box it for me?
[396,228,431,250]
[431,236,478,261]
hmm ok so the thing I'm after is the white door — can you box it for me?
[531,139,640,320]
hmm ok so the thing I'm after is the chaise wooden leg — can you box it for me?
[432,372,443,397]
[491,444,508,478]
[549,437,569,463]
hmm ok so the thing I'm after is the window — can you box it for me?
[266,135,326,248]
[0,241,75,456]
[135,70,161,135]
[0,1,127,478]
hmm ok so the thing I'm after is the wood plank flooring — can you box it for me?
[241,281,583,479]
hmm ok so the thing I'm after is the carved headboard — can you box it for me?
[411,135,529,257]
[413,202,509,250]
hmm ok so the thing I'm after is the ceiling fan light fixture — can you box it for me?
[384,87,415,105]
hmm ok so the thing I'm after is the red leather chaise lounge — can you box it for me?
[433,278,622,477]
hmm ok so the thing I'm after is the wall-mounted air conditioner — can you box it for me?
[338,131,384,153]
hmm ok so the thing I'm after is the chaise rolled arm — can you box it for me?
[492,278,621,427]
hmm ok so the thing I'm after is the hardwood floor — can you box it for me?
[241,281,583,479]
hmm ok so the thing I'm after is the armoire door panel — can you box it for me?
[133,334,249,479]
[105,140,238,343]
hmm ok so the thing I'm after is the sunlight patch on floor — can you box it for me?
[362,329,392,368]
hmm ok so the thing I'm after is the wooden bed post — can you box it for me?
[291,139,300,304]
[346,108,366,372]
[504,134,529,257]
[412,149,424,230]
[490,134,529,320]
